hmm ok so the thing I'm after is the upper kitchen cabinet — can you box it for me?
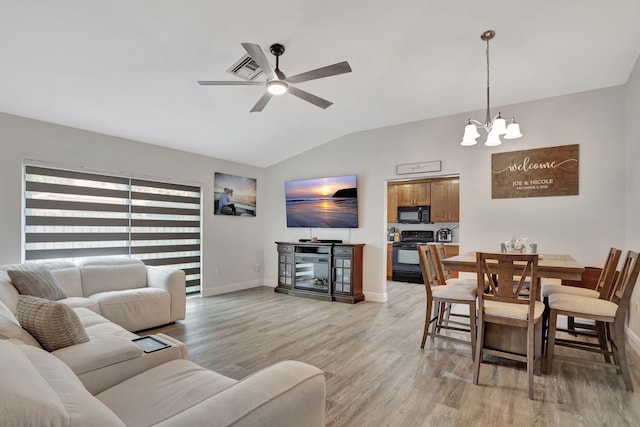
[395,181,430,206]
[387,184,398,223]
[430,178,459,222]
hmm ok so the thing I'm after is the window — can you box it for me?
[24,165,202,293]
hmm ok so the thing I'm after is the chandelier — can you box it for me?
[461,30,523,147]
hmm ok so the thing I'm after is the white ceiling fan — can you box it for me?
[198,43,352,112]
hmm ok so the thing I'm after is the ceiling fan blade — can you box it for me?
[241,43,276,81]
[198,81,263,85]
[288,86,333,109]
[275,69,286,80]
[285,61,352,84]
[250,92,273,113]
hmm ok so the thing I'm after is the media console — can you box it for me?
[275,242,364,304]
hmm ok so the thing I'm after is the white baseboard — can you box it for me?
[201,280,263,297]
[202,280,388,302]
[627,327,640,356]
[365,291,387,303]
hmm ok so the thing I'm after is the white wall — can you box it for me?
[625,54,640,347]
[0,112,265,297]
[264,85,627,304]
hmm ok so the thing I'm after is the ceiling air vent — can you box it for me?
[226,54,264,81]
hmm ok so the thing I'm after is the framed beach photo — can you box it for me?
[214,172,257,216]
[284,174,358,228]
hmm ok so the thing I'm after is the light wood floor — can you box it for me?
[148,282,640,426]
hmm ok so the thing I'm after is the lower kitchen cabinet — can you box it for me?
[387,243,393,280]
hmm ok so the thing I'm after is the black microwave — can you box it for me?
[397,205,430,224]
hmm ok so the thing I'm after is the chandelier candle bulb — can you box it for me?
[460,30,524,147]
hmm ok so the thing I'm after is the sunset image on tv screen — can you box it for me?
[285,175,358,228]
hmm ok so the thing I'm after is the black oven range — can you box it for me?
[392,230,434,284]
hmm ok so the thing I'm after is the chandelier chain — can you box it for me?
[460,29,523,146]
[485,36,491,126]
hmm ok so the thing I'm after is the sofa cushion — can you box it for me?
[63,296,101,313]
[0,298,42,347]
[1,261,77,313]
[53,335,144,376]
[97,359,237,427]
[8,269,68,300]
[0,339,125,427]
[78,257,147,296]
[17,295,90,352]
[92,287,171,332]
[0,277,19,314]
[50,266,84,297]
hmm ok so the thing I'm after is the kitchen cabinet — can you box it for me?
[387,243,393,280]
[387,185,398,223]
[430,178,459,222]
[396,181,430,207]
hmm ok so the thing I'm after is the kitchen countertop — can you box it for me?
[387,242,459,245]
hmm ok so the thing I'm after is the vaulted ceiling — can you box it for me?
[2,1,639,167]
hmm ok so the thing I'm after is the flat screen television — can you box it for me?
[285,175,358,228]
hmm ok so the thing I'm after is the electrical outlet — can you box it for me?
[215,267,220,274]
[253,264,262,272]
[635,301,640,313]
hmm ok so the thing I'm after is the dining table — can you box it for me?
[441,252,585,284]
[440,251,585,359]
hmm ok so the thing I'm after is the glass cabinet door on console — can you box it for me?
[332,245,364,304]
[333,256,351,294]
[276,244,294,293]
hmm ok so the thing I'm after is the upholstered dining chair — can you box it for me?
[542,247,621,301]
[433,243,478,287]
[545,250,640,391]
[432,243,479,327]
[418,244,477,356]
[473,252,542,400]
[541,247,621,357]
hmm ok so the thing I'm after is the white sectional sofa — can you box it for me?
[0,291,188,394]
[0,257,327,426]
[0,338,326,427]
[0,257,186,332]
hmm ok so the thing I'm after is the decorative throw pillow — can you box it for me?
[8,269,68,300]
[16,295,89,352]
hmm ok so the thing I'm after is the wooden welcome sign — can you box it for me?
[491,144,579,199]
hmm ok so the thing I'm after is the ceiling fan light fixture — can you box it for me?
[266,80,288,95]
[199,42,352,112]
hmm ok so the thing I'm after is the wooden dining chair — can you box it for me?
[545,250,640,391]
[418,244,477,356]
[542,247,620,301]
[431,243,479,330]
[433,243,478,287]
[541,247,621,357]
[473,252,543,400]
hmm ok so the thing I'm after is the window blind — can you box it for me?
[24,165,202,293]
